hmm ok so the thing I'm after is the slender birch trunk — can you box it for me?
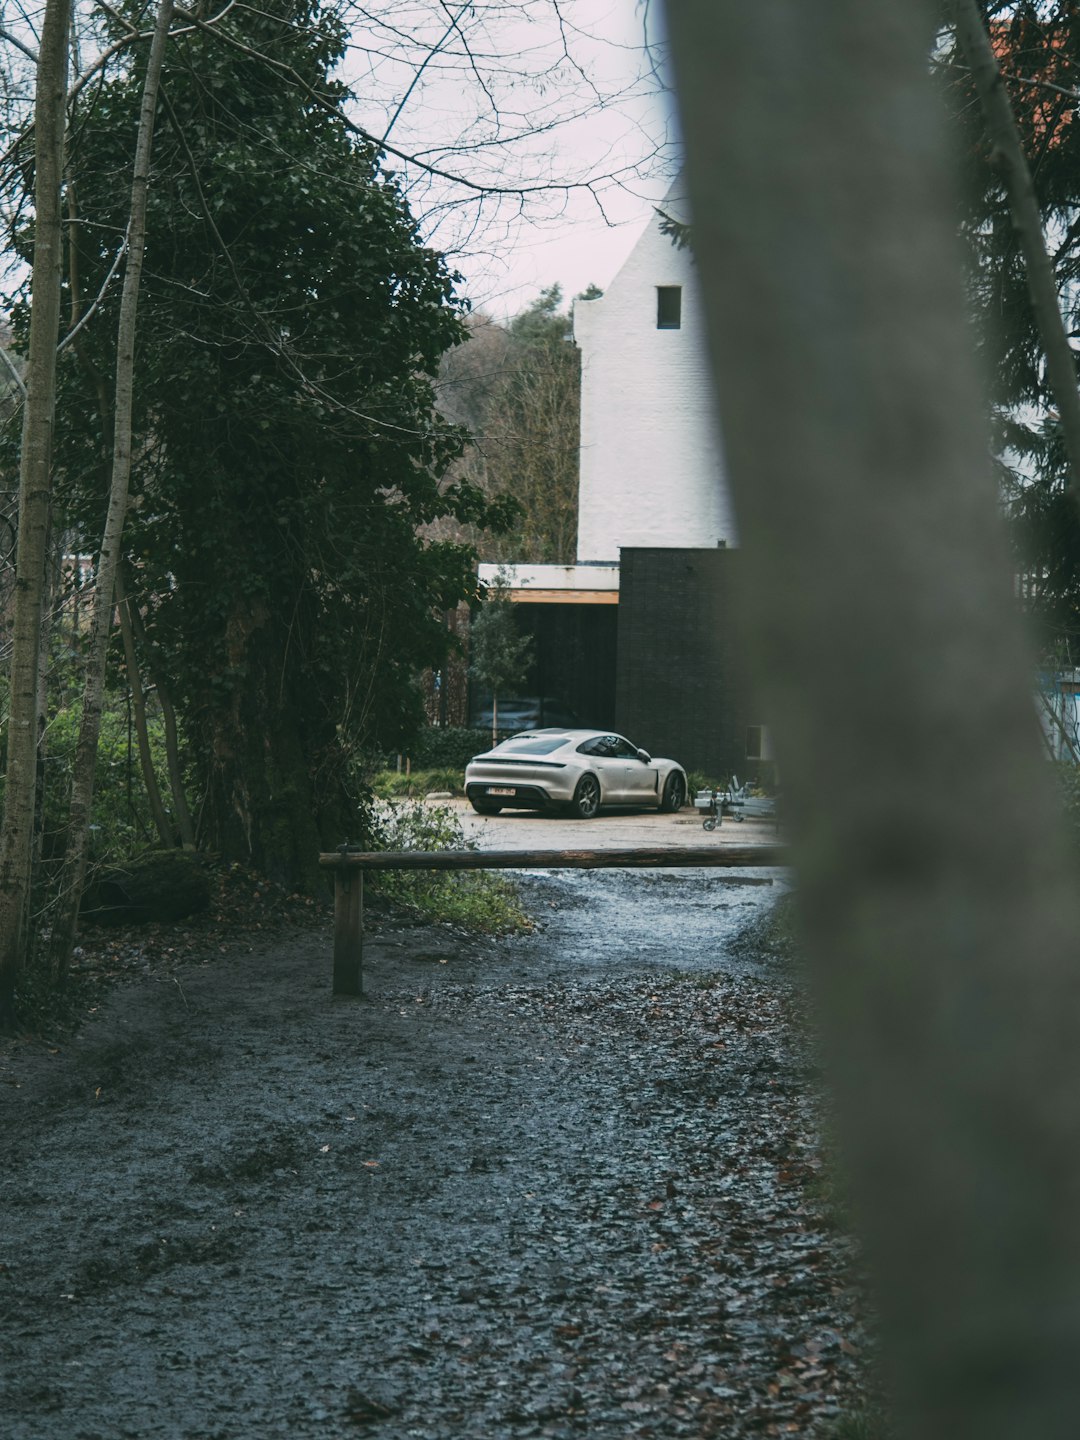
[115,569,174,847]
[667,2,1080,1434]
[49,0,175,978]
[948,0,1080,510]
[0,0,70,1026]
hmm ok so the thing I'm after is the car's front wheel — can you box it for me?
[570,774,601,820]
[469,798,503,815]
[659,772,687,813]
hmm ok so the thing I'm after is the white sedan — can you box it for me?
[465,729,689,819]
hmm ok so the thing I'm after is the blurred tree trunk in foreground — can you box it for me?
[666,2,1080,1436]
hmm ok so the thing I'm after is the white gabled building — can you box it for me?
[573,179,735,564]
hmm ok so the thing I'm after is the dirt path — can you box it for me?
[0,865,869,1439]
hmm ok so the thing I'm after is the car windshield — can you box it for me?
[496,736,569,756]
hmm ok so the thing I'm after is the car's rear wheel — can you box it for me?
[470,798,503,815]
[570,774,601,819]
[659,772,687,813]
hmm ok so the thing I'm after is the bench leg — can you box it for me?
[333,870,363,996]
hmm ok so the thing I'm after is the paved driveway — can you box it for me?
[442,795,781,853]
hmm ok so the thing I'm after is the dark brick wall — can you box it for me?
[469,602,618,731]
[518,602,618,729]
[615,547,764,781]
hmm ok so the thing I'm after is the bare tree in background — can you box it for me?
[437,287,583,563]
[666,1,1080,1434]
[2,1,672,303]
[338,0,672,290]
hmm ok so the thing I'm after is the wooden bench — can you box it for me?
[318,844,789,995]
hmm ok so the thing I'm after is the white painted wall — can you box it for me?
[573,183,735,563]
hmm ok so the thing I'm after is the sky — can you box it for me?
[0,0,677,320]
[341,0,679,320]
[456,169,669,318]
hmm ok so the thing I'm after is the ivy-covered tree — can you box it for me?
[4,0,514,889]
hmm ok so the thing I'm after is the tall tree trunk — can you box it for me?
[114,569,174,847]
[31,537,59,877]
[0,0,70,1027]
[197,597,327,888]
[948,0,1080,511]
[667,4,1080,1436]
[49,0,175,979]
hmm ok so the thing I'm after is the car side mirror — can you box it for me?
[637,749,651,764]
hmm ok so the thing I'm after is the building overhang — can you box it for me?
[478,562,619,605]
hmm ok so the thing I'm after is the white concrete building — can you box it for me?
[573,179,734,564]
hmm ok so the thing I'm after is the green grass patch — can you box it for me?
[369,800,531,934]
[372,767,465,800]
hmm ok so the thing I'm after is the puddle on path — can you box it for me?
[492,867,791,985]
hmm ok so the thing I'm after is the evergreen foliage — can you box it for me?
[941,2,1080,659]
[468,575,533,742]
[656,208,693,251]
[2,0,516,887]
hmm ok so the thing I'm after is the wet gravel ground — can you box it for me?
[0,868,870,1438]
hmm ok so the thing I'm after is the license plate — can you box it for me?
[488,786,516,796]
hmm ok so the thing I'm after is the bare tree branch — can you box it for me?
[56,231,128,353]
[0,23,37,63]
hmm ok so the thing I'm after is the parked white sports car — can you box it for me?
[465,729,688,819]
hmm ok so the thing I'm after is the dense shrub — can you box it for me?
[399,726,493,770]
[41,694,179,862]
[686,770,721,797]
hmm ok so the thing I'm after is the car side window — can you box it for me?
[577,735,621,758]
[612,737,640,760]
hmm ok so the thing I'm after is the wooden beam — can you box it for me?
[320,845,787,872]
[333,868,364,996]
[321,845,788,995]
[505,588,619,605]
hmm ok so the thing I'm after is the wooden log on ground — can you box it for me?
[80,849,211,926]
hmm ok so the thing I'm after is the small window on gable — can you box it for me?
[657,285,682,329]
[745,726,763,761]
